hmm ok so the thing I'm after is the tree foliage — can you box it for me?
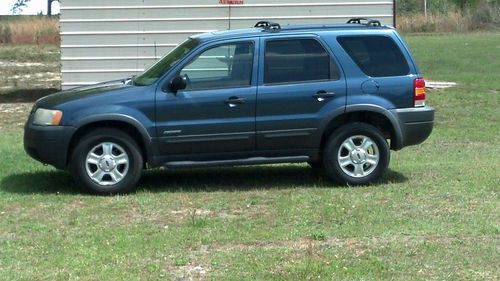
[451,0,478,9]
[396,0,493,15]
[10,0,31,15]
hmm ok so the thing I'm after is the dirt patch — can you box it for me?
[114,205,270,229]
[0,61,58,68]
[0,103,32,129]
[169,264,210,281]
[204,234,496,253]
[0,47,61,103]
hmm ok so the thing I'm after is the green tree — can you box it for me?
[397,0,421,15]
[451,0,478,9]
[10,0,58,16]
[10,0,31,15]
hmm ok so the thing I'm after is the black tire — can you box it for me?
[69,128,143,194]
[323,122,389,185]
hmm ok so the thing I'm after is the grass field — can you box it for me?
[0,33,499,280]
[0,15,59,44]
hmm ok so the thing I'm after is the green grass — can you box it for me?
[0,33,499,280]
[0,44,59,62]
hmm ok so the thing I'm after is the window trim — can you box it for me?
[176,41,255,92]
[336,34,411,78]
[262,37,340,86]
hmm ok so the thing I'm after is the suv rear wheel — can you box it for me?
[69,128,143,194]
[323,123,389,185]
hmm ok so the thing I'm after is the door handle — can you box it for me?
[224,96,246,107]
[313,91,336,101]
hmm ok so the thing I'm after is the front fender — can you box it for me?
[69,107,157,164]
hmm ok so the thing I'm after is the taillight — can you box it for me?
[414,78,426,107]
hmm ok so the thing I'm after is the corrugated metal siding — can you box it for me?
[60,0,394,89]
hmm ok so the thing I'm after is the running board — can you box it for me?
[165,156,309,169]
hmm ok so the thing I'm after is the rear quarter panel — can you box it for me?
[325,29,419,109]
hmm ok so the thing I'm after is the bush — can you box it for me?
[397,1,499,32]
[0,15,59,44]
[470,0,500,29]
[0,24,13,44]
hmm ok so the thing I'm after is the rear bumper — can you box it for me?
[24,123,76,169]
[391,106,434,149]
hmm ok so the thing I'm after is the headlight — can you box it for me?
[33,108,63,126]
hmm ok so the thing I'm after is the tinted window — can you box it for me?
[338,36,409,77]
[264,39,337,84]
[180,42,253,90]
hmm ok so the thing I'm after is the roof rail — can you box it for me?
[347,18,381,27]
[254,21,281,31]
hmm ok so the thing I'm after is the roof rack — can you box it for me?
[347,18,381,27]
[254,21,281,31]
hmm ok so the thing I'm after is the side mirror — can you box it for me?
[168,75,187,93]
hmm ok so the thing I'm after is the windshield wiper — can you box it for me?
[123,75,137,86]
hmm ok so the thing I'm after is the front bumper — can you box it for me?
[391,106,434,149]
[24,123,76,169]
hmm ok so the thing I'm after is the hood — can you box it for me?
[36,79,133,108]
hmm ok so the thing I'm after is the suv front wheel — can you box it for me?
[69,128,143,194]
[323,123,389,185]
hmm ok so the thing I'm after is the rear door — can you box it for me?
[256,35,347,150]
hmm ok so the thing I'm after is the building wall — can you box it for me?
[60,0,394,89]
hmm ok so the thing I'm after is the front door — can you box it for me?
[155,40,258,156]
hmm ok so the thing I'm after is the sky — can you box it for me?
[1,0,60,15]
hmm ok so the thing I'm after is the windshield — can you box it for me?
[133,38,199,86]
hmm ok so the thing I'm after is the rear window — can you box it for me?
[337,36,409,77]
[264,39,338,84]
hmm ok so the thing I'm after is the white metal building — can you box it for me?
[60,0,395,89]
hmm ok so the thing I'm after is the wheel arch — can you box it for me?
[319,105,403,152]
[67,115,153,167]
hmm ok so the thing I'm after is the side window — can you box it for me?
[264,39,338,84]
[337,36,410,77]
[180,42,254,90]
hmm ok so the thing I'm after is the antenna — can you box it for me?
[154,41,157,61]
[228,3,232,30]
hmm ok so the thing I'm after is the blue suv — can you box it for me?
[24,19,434,194]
